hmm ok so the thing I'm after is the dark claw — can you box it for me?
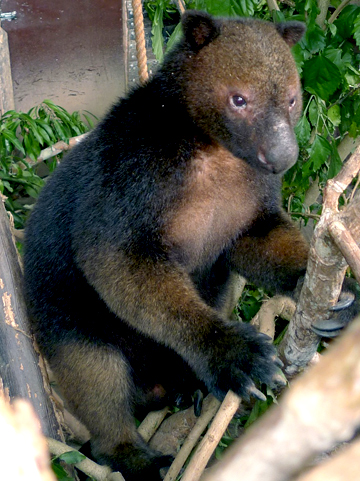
[272,355,284,369]
[193,389,203,417]
[311,315,352,338]
[272,372,287,387]
[311,324,343,338]
[174,393,185,407]
[247,384,267,402]
[330,292,355,311]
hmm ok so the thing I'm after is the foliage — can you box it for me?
[51,450,86,481]
[142,0,359,441]
[144,0,360,217]
[0,100,96,229]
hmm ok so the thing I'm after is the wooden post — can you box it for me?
[0,199,63,440]
[0,25,15,114]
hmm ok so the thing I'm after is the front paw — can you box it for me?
[205,321,283,401]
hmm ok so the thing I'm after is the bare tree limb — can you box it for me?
[279,146,360,375]
[47,438,125,481]
[181,391,241,481]
[163,395,221,481]
[251,295,296,340]
[0,199,64,440]
[203,315,360,481]
[26,133,88,166]
[138,406,170,442]
[293,436,360,481]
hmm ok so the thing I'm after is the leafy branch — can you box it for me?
[0,100,96,229]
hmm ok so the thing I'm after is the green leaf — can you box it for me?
[307,135,332,171]
[308,98,319,127]
[303,55,342,101]
[354,13,360,48]
[328,104,341,126]
[37,119,57,142]
[165,22,183,54]
[52,120,68,142]
[58,450,86,464]
[231,0,256,17]
[323,47,344,72]
[204,0,231,15]
[291,44,306,74]
[295,115,311,147]
[300,22,326,53]
[43,100,72,123]
[151,2,165,63]
[1,130,26,155]
[334,5,360,39]
[328,144,343,178]
[51,462,74,481]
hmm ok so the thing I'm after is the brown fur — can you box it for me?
[23,12,309,481]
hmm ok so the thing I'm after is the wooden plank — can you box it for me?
[0,26,15,114]
[0,200,64,440]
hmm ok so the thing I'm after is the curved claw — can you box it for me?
[311,314,353,337]
[311,324,343,338]
[330,292,355,311]
[193,389,204,417]
[247,384,267,402]
[272,372,287,387]
[272,355,284,369]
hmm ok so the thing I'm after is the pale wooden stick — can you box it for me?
[47,438,125,481]
[180,392,241,481]
[137,406,170,442]
[163,395,221,481]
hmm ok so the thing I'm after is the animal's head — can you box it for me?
[178,11,305,174]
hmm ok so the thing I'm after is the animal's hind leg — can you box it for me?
[50,341,172,481]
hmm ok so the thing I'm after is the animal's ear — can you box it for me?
[181,10,220,50]
[275,21,306,47]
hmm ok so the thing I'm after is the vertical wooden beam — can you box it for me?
[0,26,15,114]
[0,200,64,440]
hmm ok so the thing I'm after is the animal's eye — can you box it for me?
[289,97,296,108]
[230,95,247,109]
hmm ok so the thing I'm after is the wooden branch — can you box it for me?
[0,199,63,440]
[204,315,360,481]
[138,406,170,442]
[337,134,360,162]
[328,0,352,24]
[26,133,88,166]
[279,146,360,375]
[47,438,125,481]
[293,436,360,481]
[316,0,330,28]
[163,395,221,481]
[266,0,280,11]
[181,391,241,481]
[329,218,360,283]
[251,295,296,340]
[0,27,15,114]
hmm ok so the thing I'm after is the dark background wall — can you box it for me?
[2,0,125,118]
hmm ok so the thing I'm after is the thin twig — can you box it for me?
[138,406,170,442]
[163,395,221,481]
[329,219,360,283]
[47,438,125,481]
[180,392,241,481]
[328,0,352,24]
